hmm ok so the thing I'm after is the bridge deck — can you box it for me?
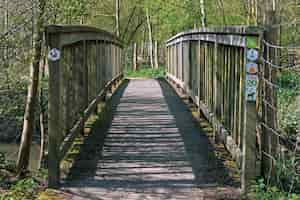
[62,79,240,200]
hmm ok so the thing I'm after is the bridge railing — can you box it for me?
[46,25,123,187]
[166,27,262,191]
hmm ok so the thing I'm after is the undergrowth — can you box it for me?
[125,66,165,79]
[0,152,47,200]
[277,71,300,138]
[251,150,300,199]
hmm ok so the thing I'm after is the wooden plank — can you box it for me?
[46,26,123,188]
[48,33,61,188]
[83,41,89,110]
[233,47,240,145]
[59,73,123,160]
[213,40,218,140]
[165,29,262,194]
[46,25,122,47]
[165,26,261,47]
[101,42,106,89]
[241,32,260,192]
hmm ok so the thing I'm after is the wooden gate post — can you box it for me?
[47,31,61,188]
[241,31,261,193]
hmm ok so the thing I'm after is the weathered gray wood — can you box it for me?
[46,25,123,188]
[63,79,242,199]
[165,26,262,194]
[46,25,122,47]
[59,73,123,161]
[48,33,61,188]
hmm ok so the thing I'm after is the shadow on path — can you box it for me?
[62,79,240,200]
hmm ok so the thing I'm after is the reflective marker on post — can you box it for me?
[48,48,61,61]
[247,49,259,62]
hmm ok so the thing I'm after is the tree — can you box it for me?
[246,0,258,25]
[146,8,154,68]
[116,0,120,37]
[200,0,206,27]
[16,0,46,174]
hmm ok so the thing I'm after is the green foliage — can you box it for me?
[125,66,165,79]
[0,178,39,200]
[251,152,300,199]
[0,152,47,200]
[251,178,300,200]
[276,154,300,191]
[49,0,91,24]
[252,179,300,200]
[277,71,300,137]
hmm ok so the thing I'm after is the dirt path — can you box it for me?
[62,79,240,200]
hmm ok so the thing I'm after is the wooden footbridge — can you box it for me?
[45,25,279,199]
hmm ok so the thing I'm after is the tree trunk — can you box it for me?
[16,0,46,174]
[217,0,226,25]
[4,0,9,89]
[247,0,258,25]
[38,51,47,170]
[140,28,146,60]
[199,0,206,27]
[140,41,144,60]
[146,8,154,68]
[154,40,159,68]
[133,43,138,71]
[116,0,120,37]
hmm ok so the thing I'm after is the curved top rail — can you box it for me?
[166,26,263,45]
[46,25,123,47]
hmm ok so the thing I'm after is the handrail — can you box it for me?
[165,26,262,193]
[166,26,262,44]
[46,25,123,47]
[166,26,262,48]
[59,73,123,161]
[46,25,123,188]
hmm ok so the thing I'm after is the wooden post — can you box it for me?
[261,7,280,180]
[48,32,61,188]
[213,36,218,141]
[82,40,88,135]
[242,31,261,193]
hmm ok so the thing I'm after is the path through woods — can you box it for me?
[62,79,241,200]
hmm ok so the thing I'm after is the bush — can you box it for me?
[251,178,300,200]
[0,178,39,200]
[251,152,300,200]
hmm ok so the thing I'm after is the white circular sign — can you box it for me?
[247,49,258,62]
[48,48,61,61]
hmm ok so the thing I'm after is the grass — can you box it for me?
[124,66,165,79]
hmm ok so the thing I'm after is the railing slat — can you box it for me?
[46,25,123,188]
[165,27,262,193]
